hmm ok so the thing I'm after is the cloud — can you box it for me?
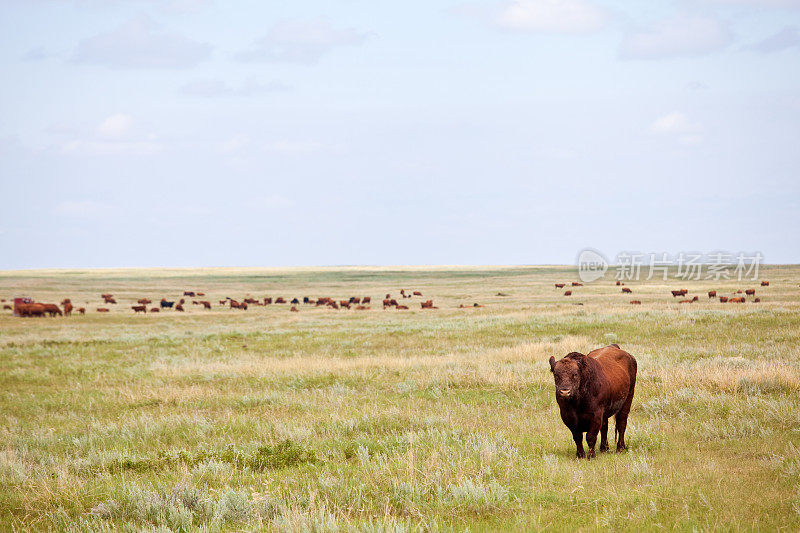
[180,78,291,97]
[620,15,732,59]
[650,112,703,144]
[236,18,368,64]
[22,46,51,61]
[747,26,800,53]
[97,113,133,138]
[73,15,211,68]
[54,200,113,218]
[494,0,607,33]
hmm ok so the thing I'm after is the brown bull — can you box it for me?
[549,344,637,459]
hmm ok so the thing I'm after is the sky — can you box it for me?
[0,0,799,269]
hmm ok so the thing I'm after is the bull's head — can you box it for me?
[549,353,584,399]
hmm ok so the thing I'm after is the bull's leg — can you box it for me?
[585,416,602,459]
[615,412,629,451]
[599,417,609,452]
[572,430,585,459]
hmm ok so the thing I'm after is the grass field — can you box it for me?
[1,265,799,532]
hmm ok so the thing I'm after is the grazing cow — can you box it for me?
[302,297,310,304]
[265,297,273,305]
[549,344,637,459]
[745,289,755,296]
[708,291,717,298]
[19,303,46,317]
[184,291,195,297]
[316,297,333,306]
[362,297,371,304]
[132,305,147,313]
[421,300,436,309]
[615,281,621,286]
[78,307,85,315]
[229,300,242,309]
[197,292,205,296]
[200,301,211,309]
[328,301,339,309]
[192,301,199,305]
[41,304,62,317]
[761,281,769,286]
[290,306,299,312]
[275,297,287,304]
[103,296,117,304]
[413,291,422,296]
[396,304,409,310]
[349,297,360,304]
[355,305,369,310]
[386,293,391,299]
[161,299,174,308]
[138,298,152,305]
[179,299,185,305]
[735,290,743,294]
[678,299,692,304]
[564,291,572,296]
[218,300,227,306]
[382,298,397,309]
[629,300,641,305]
[555,283,566,289]
[400,289,406,298]
[729,297,745,303]
[243,298,258,304]
[175,303,185,311]
[621,288,632,294]
[754,298,761,303]
[101,293,113,300]
[150,308,160,313]
[291,298,300,304]
[2,304,11,310]
[97,308,109,313]
[572,282,583,287]
[63,302,73,316]
[671,289,688,297]
[719,296,729,303]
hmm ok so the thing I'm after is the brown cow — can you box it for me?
[754,298,761,303]
[138,298,152,305]
[761,281,769,286]
[745,289,755,296]
[555,283,565,289]
[328,301,339,309]
[383,298,398,309]
[396,305,409,310]
[219,300,227,306]
[729,297,745,303]
[101,293,113,300]
[150,307,160,313]
[629,300,641,305]
[671,289,688,297]
[421,300,437,309]
[63,301,73,316]
[719,296,729,303]
[708,291,717,298]
[200,301,211,309]
[621,288,632,294]
[549,344,637,459]
[340,301,351,309]
[290,306,299,312]
[184,291,195,297]
[355,305,369,310]
[564,291,572,296]
[197,292,205,296]
[103,296,117,304]
[615,281,621,286]
[265,297,273,305]
[132,305,147,313]
[78,307,85,315]
[2,304,11,310]
[42,304,62,317]
[362,297,371,304]
[175,303,185,311]
[97,308,110,313]
[572,282,583,287]
[385,293,391,299]
[413,291,422,296]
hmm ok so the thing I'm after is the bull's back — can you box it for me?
[589,346,637,412]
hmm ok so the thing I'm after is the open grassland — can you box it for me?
[1,265,799,532]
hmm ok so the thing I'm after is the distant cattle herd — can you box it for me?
[2,279,773,318]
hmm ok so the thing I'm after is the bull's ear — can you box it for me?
[548,356,556,372]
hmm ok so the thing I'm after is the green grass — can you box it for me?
[1,265,799,531]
